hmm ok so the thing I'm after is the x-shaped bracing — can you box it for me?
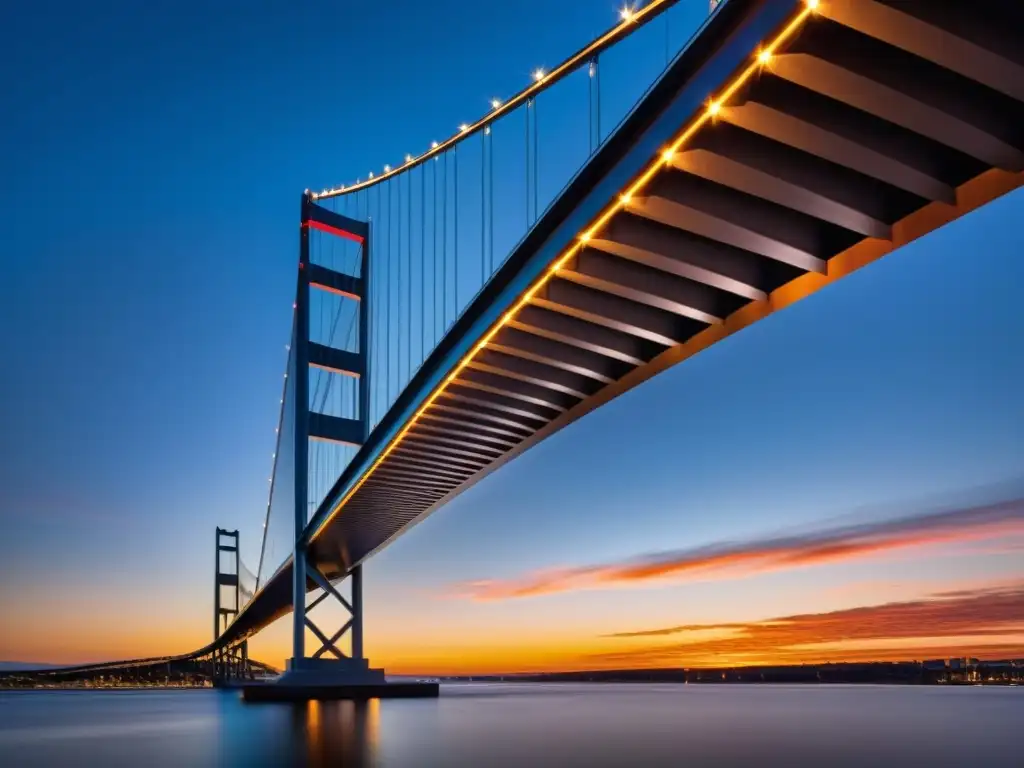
[303,557,355,660]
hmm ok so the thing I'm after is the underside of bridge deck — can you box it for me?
[303,0,1024,582]
[217,0,1024,649]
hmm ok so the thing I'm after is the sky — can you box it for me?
[1,0,1022,674]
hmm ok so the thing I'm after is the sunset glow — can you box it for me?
[2,0,1023,688]
[450,500,1024,602]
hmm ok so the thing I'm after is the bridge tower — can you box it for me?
[213,528,249,681]
[276,192,384,689]
[214,527,240,638]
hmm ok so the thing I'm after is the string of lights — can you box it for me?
[309,0,683,201]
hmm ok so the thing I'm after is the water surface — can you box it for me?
[0,683,1019,767]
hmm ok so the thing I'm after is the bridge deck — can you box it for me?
[218,0,1024,650]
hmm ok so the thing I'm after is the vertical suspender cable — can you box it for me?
[433,158,439,351]
[453,143,459,325]
[376,183,382,424]
[589,60,598,157]
[366,188,372,427]
[595,55,601,146]
[525,100,531,229]
[488,126,494,273]
[420,163,426,370]
[361,189,367,418]
[392,179,398,403]
[533,97,538,221]
[369,187,374,424]
[386,178,393,405]
[441,151,448,332]
[480,130,486,286]
[406,170,412,383]
[397,174,403,388]
[335,195,342,448]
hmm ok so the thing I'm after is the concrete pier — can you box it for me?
[241,657,438,702]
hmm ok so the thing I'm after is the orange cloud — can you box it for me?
[593,582,1024,667]
[451,498,1024,601]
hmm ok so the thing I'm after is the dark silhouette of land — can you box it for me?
[439,658,1023,686]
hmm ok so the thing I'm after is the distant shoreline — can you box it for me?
[3,681,1021,692]
[431,659,1023,686]
[437,678,1020,687]
[4,659,1020,690]
[0,685,211,692]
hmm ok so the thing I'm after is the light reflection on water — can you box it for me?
[0,683,1020,767]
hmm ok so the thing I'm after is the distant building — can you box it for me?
[948,658,981,682]
[977,661,1016,682]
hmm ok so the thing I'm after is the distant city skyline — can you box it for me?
[1,0,1022,675]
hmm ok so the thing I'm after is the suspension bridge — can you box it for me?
[8,0,1024,697]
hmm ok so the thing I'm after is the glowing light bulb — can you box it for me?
[580,231,592,243]
[620,192,632,204]
[619,5,635,22]
[533,68,545,82]
[662,149,675,162]
[491,98,501,109]
[405,154,413,163]
[758,49,773,64]
[368,171,374,179]
[459,123,469,132]
[708,100,721,116]
[383,164,391,172]
[806,0,819,9]
[431,141,439,149]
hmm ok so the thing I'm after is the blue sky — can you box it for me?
[1,0,1022,670]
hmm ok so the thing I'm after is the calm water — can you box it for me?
[0,683,1020,767]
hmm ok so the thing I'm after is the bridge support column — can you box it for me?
[351,565,363,660]
[291,195,311,664]
[247,194,435,702]
[278,555,384,686]
[253,553,436,700]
